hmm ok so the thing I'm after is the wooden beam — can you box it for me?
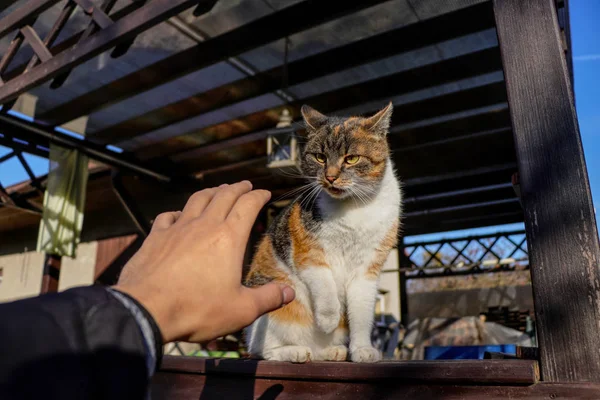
[0,0,60,39]
[0,0,20,14]
[20,25,53,63]
[34,0,392,126]
[159,357,538,385]
[40,253,61,293]
[155,78,507,163]
[494,0,600,382]
[153,374,600,400]
[180,104,514,179]
[139,48,503,157]
[0,0,213,105]
[2,2,144,81]
[87,2,497,143]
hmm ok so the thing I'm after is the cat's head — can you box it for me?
[300,102,393,200]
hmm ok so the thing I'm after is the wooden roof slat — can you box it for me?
[192,126,516,189]
[172,80,508,172]
[0,0,214,106]
[183,122,513,181]
[35,0,393,126]
[136,50,504,161]
[2,2,145,82]
[179,108,510,174]
[402,210,524,236]
[0,0,60,39]
[0,1,20,14]
[403,199,523,234]
[88,2,496,144]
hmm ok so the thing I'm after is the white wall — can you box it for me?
[0,242,98,303]
[0,251,45,302]
[378,249,401,322]
[58,241,97,291]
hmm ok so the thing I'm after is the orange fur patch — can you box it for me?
[367,161,386,180]
[270,298,314,326]
[365,221,399,279]
[343,117,358,128]
[289,204,328,269]
[245,237,290,286]
[338,314,348,329]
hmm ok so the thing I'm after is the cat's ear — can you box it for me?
[301,105,328,131]
[363,102,393,135]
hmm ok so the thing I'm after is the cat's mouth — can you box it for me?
[324,186,347,198]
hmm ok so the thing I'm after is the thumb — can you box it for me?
[245,283,295,318]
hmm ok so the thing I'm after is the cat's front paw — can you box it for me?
[323,345,348,361]
[266,346,313,363]
[351,346,381,363]
[315,302,341,334]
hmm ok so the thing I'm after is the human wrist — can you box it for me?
[112,284,178,343]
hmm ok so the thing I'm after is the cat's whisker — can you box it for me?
[350,186,370,207]
[303,185,322,209]
[300,184,322,209]
[307,186,323,210]
[271,182,318,204]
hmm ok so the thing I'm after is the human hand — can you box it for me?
[114,181,295,343]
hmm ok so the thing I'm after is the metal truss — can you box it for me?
[0,146,44,215]
[0,0,217,106]
[400,230,529,279]
[0,0,212,213]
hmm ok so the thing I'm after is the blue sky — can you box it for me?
[0,1,598,244]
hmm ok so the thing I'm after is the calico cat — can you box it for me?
[244,102,402,363]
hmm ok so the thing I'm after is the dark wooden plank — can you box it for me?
[142,48,504,159]
[87,2,496,143]
[181,112,515,180]
[152,79,507,163]
[0,0,211,105]
[2,2,143,81]
[34,0,392,126]
[151,374,600,399]
[20,26,53,63]
[40,253,61,293]
[159,356,538,385]
[0,0,60,39]
[0,0,20,14]
[389,107,511,149]
[0,114,171,182]
[494,0,600,382]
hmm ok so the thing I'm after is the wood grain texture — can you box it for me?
[87,2,496,144]
[151,373,600,400]
[34,0,391,126]
[159,356,539,385]
[494,0,600,382]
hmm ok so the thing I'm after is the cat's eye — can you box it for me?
[345,155,361,165]
[314,153,326,163]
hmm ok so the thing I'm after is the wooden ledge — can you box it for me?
[159,356,539,385]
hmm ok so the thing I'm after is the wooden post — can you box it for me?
[41,254,61,293]
[494,0,600,382]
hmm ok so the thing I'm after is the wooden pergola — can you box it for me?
[0,0,599,397]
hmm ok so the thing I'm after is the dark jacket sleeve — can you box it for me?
[0,285,163,400]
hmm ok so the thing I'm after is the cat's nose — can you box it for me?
[326,176,338,183]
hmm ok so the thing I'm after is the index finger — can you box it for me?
[226,189,271,241]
